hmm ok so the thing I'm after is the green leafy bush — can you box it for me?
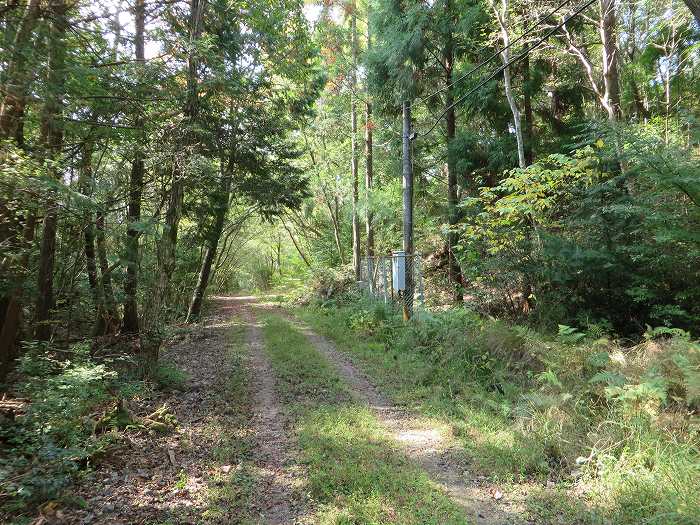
[0,342,140,514]
[458,127,700,335]
[151,363,189,391]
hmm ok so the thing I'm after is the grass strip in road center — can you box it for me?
[260,312,350,407]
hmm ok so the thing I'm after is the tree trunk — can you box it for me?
[0,0,40,141]
[365,6,374,263]
[402,101,414,319]
[156,178,183,313]
[330,194,344,264]
[122,0,146,334]
[95,212,120,333]
[0,211,35,380]
[276,235,282,275]
[186,166,232,322]
[443,5,463,304]
[77,142,108,336]
[155,0,205,315]
[35,0,68,341]
[84,223,106,336]
[682,0,700,24]
[599,0,622,121]
[283,221,312,268]
[629,78,649,120]
[0,295,22,379]
[0,0,41,377]
[186,245,216,322]
[492,0,526,168]
[350,3,361,280]
[522,54,535,164]
[561,10,620,121]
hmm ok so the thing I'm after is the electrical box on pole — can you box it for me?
[392,251,406,291]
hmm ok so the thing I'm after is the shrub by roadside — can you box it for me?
[0,340,178,521]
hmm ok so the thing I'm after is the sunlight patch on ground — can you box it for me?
[394,427,444,447]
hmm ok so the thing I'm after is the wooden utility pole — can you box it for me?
[351,2,361,281]
[402,100,414,320]
[365,4,374,293]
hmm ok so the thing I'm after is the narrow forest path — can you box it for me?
[277,309,525,525]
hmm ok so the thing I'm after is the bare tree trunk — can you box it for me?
[95,212,120,333]
[155,0,206,316]
[84,224,106,335]
[443,7,463,304]
[660,8,680,143]
[122,0,146,333]
[599,0,622,120]
[562,1,621,121]
[276,234,282,275]
[522,54,535,164]
[402,101,414,320]
[0,293,22,378]
[35,0,68,341]
[319,184,344,263]
[283,221,312,268]
[77,141,108,335]
[0,0,41,375]
[155,177,183,313]
[187,245,215,322]
[330,194,344,263]
[364,6,374,263]
[0,0,40,142]
[0,211,35,380]
[625,3,650,122]
[186,164,232,322]
[350,2,361,280]
[308,139,344,264]
[492,0,526,168]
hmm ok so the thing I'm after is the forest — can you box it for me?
[1,0,699,524]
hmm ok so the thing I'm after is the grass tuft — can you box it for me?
[260,312,350,406]
[300,406,468,525]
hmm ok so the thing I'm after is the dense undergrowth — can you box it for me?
[296,291,700,524]
[0,339,184,520]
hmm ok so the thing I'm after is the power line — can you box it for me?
[417,0,597,140]
[417,0,575,105]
